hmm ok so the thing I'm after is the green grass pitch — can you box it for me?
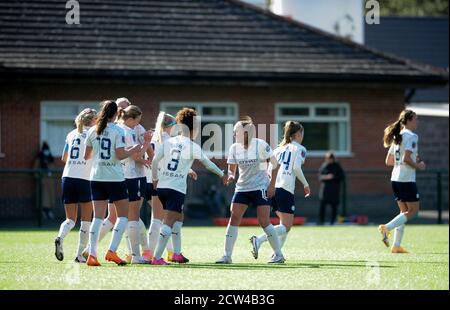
[0,225,448,290]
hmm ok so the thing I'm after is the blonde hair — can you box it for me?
[154,112,176,143]
[280,121,303,147]
[118,105,142,121]
[75,108,97,133]
[383,109,416,148]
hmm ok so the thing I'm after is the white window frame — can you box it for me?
[160,102,239,157]
[40,101,99,156]
[275,103,353,157]
[0,110,5,158]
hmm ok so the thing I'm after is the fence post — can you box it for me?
[342,174,347,217]
[437,171,442,225]
[35,169,43,227]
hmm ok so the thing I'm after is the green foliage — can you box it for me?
[378,0,449,16]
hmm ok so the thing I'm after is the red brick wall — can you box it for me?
[0,82,404,171]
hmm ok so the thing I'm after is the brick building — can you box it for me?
[0,0,448,221]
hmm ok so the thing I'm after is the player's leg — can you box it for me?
[127,180,148,264]
[216,202,247,264]
[55,177,78,261]
[170,212,189,263]
[98,203,117,242]
[137,178,151,260]
[104,198,128,265]
[379,182,409,248]
[55,203,77,261]
[75,201,93,263]
[257,205,284,264]
[148,184,165,258]
[391,202,409,253]
[152,189,185,265]
[87,200,107,266]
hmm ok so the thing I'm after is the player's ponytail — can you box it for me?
[97,100,118,135]
[119,105,142,121]
[383,109,416,148]
[155,112,176,143]
[75,108,97,133]
[280,121,303,147]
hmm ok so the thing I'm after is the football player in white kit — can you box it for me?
[55,108,97,263]
[216,116,285,264]
[146,112,196,263]
[117,105,153,264]
[379,110,426,253]
[151,108,227,265]
[84,100,151,266]
[250,121,311,259]
[85,98,152,261]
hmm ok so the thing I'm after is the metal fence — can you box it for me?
[0,169,448,226]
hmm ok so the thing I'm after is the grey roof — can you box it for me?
[366,17,449,102]
[0,0,448,86]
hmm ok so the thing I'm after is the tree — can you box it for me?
[378,0,449,16]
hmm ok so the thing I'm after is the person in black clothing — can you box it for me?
[318,152,345,225]
[33,141,56,220]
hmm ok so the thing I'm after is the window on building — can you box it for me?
[276,103,351,156]
[40,101,99,156]
[160,102,238,157]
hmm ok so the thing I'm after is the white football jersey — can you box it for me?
[86,123,126,182]
[228,138,273,192]
[133,124,147,178]
[273,141,307,195]
[146,132,170,183]
[389,129,419,182]
[62,128,93,180]
[117,124,139,179]
[153,135,205,194]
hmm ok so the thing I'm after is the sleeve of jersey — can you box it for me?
[116,129,126,149]
[294,156,309,187]
[199,150,224,178]
[85,130,93,147]
[403,134,415,152]
[227,146,237,165]
[388,143,395,155]
[260,141,273,160]
[151,145,164,181]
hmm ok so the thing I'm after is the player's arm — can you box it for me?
[267,155,279,198]
[294,156,310,197]
[61,143,69,163]
[385,144,395,167]
[403,150,426,171]
[227,164,237,184]
[197,149,227,184]
[151,145,164,184]
[84,146,93,160]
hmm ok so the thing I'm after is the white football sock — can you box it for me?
[148,218,162,255]
[108,217,128,253]
[138,219,149,251]
[57,219,75,241]
[98,219,114,242]
[124,230,132,254]
[88,218,103,257]
[385,213,408,231]
[127,221,140,257]
[393,225,405,247]
[154,224,172,260]
[77,221,91,256]
[264,224,282,256]
[172,221,183,255]
[256,224,287,247]
[224,225,238,258]
[166,237,174,253]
